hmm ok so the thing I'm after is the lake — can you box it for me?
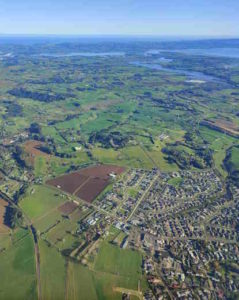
[132,62,218,82]
[146,48,239,58]
[37,52,125,57]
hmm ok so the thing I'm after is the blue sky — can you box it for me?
[0,0,238,36]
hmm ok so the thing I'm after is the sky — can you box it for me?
[0,0,238,37]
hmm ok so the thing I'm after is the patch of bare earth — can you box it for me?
[24,140,51,164]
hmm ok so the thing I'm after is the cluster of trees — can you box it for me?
[224,146,239,187]
[4,101,23,117]
[29,123,47,142]
[4,205,23,229]
[29,122,41,134]
[162,146,206,169]
[89,130,130,148]
[184,131,213,167]
[13,145,28,169]
[9,88,67,102]
[13,183,29,203]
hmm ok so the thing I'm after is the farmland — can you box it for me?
[20,185,66,220]
[94,241,142,277]
[47,164,125,202]
[0,231,37,300]
[39,240,66,300]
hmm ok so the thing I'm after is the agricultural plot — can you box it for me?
[47,173,89,194]
[92,142,179,171]
[34,210,62,233]
[75,177,109,202]
[45,218,78,245]
[35,200,92,253]
[34,156,48,177]
[20,185,66,220]
[224,146,239,185]
[199,126,237,176]
[66,244,145,300]
[47,164,125,202]
[0,232,37,300]
[0,233,11,252]
[58,201,78,215]
[39,240,66,300]
[94,241,142,277]
[66,262,98,300]
[202,118,239,137]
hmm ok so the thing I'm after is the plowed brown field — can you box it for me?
[47,164,125,202]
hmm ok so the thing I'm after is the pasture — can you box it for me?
[20,185,66,220]
[0,232,37,300]
[94,241,142,277]
[39,240,66,300]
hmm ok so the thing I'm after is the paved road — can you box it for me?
[127,174,159,221]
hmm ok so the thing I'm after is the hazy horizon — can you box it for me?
[0,0,238,36]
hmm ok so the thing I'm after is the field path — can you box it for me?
[64,260,69,300]
[29,226,42,300]
[73,176,91,196]
[139,143,158,168]
[34,242,42,300]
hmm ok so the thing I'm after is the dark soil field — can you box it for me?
[58,201,78,215]
[47,164,125,202]
[75,178,109,202]
[78,165,125,179]
[47,173,89,194]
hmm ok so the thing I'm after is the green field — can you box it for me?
[34,209,62,233]
[224,146,239,184]
[0,232,37,300]
[39,239,146,300]
[39,240,66,300]
[67,252,144,300]
[0,233,12,251]
[200,126,237,177]
[92,144,177,170]
[66,262,98,300]
[168,176,183,186]
[20,185,66,220]
[34,156,47,177]
[230,147,239,167]
[94,242,142,277]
